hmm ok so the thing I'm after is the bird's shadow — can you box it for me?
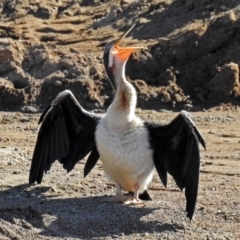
[0,184,180,238]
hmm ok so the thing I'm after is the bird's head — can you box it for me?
[103,25,144,91]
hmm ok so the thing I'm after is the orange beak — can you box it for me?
[112,24,145,61]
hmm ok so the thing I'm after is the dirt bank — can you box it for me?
[0,0,240,111]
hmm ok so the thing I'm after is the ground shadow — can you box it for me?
[0,184,179,239]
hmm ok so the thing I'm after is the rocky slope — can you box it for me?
[0,0,240,111]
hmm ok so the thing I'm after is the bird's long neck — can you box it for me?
[106,60,137,125]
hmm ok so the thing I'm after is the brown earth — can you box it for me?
[0,0,240,239]
[0,0,240,111]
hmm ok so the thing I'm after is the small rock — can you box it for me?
[51,187,57,192]
[20,116,30,122]
[217,209,222,214]
[183,103,193,111]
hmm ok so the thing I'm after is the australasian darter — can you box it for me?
[29,25,206,220]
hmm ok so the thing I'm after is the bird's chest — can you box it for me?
[95,118,152,171]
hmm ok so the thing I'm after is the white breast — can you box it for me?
[95,116,154,192]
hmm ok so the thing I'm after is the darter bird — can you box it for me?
[29,25,205,220]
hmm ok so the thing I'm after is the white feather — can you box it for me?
[96,114,154,192]
[52,90,73,106]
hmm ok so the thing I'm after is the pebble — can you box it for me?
[21,106,39,113]
[20,116,30,123]
[217,209,224,214]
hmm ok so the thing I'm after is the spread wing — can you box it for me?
[145,110,206,220]
[29,90,101,184]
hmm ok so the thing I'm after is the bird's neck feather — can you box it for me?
[106,59,137,125]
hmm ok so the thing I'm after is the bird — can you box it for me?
[29,25,206,220]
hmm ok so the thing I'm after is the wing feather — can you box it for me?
[40,133,50,176]
[84,146,100,178]
[145,110,205,220]
[29,90,101,184]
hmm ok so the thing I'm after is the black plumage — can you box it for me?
[145,111,206,220]
[29,91,100,184]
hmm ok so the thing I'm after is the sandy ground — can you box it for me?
[0,107,240,239]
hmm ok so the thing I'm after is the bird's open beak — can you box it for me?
[112,24,145,61]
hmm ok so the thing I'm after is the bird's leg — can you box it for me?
[124,183,146,206]
[102,184,129,203]
[110,184,129,203]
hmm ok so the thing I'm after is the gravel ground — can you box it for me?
[0,108,240,239]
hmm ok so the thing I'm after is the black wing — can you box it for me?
[29,90,101,184]
[145,110,206,220]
